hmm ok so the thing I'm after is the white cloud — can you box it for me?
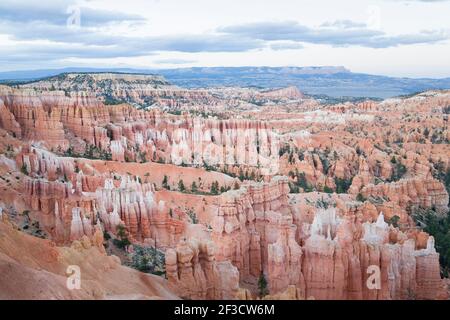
[0,0,450,77]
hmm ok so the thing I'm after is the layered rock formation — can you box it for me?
[0,86,280,171]
[0,77,448,301]
[207,178,448,300]
[166,239,239,299]
[19,73,305,112]
[0,215,177,300]
[0,85,108,149]
[359,178,449,214]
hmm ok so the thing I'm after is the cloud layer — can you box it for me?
[219,20,447,48]
[0,0,449,68]
[0,0,145,26]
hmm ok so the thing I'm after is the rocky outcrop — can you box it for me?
[0,98,21,138]
[300,211,447,300]
[19,73,306,111]
[1,80,449,301]
[360,178,449,214]
[208,178,447,300]
[0,86,109,149]
[166,239,239,299]
[95,176,185,247]
[0,86,280,170]
[210,177,292,280]
[261,86,304,100]
[0,217,177,299]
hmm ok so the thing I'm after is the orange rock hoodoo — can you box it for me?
[0,80,448,300]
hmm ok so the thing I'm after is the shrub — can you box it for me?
[210,181,219,195]
[22,210,30,220]
[289,170,313,193]
[187,210,198,224]
[335,177,352,194]
[390,161,407,182]
[113,224,131,249]
[178,179,185,192]
[288,182,299,193]
[238,168,245,181]
[388,215,400,228]
[412,208,450,277]
[258,273,269,298]
[162,175,170,190]
[104,96,123,105]
[356,193,366,202]
[20,164,28,175]
[103,231,111,240]
[129,245,166,276]
[296,171,310,191]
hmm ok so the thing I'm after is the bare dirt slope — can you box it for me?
[0,217,178,300]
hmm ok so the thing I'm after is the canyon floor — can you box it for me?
[0,72,449,300]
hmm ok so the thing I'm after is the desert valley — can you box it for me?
[0,72,449,300]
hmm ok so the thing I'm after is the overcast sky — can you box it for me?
[1,0,450,77]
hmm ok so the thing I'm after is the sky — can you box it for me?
[0,0,450,77]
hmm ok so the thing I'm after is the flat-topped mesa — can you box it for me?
[20,72,174,91]
[67,72,171,83]
[19,72,219,109]
[18,73,310,112]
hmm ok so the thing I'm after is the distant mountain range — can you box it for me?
[1,66,450,99]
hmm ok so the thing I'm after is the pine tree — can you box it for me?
[258,272,268,298]
[20,164,28,175]
[239,168,245,181]
[210,181,219,195]
[162,175,169,190]
[178,179,185,192]
[114,224,131,249]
